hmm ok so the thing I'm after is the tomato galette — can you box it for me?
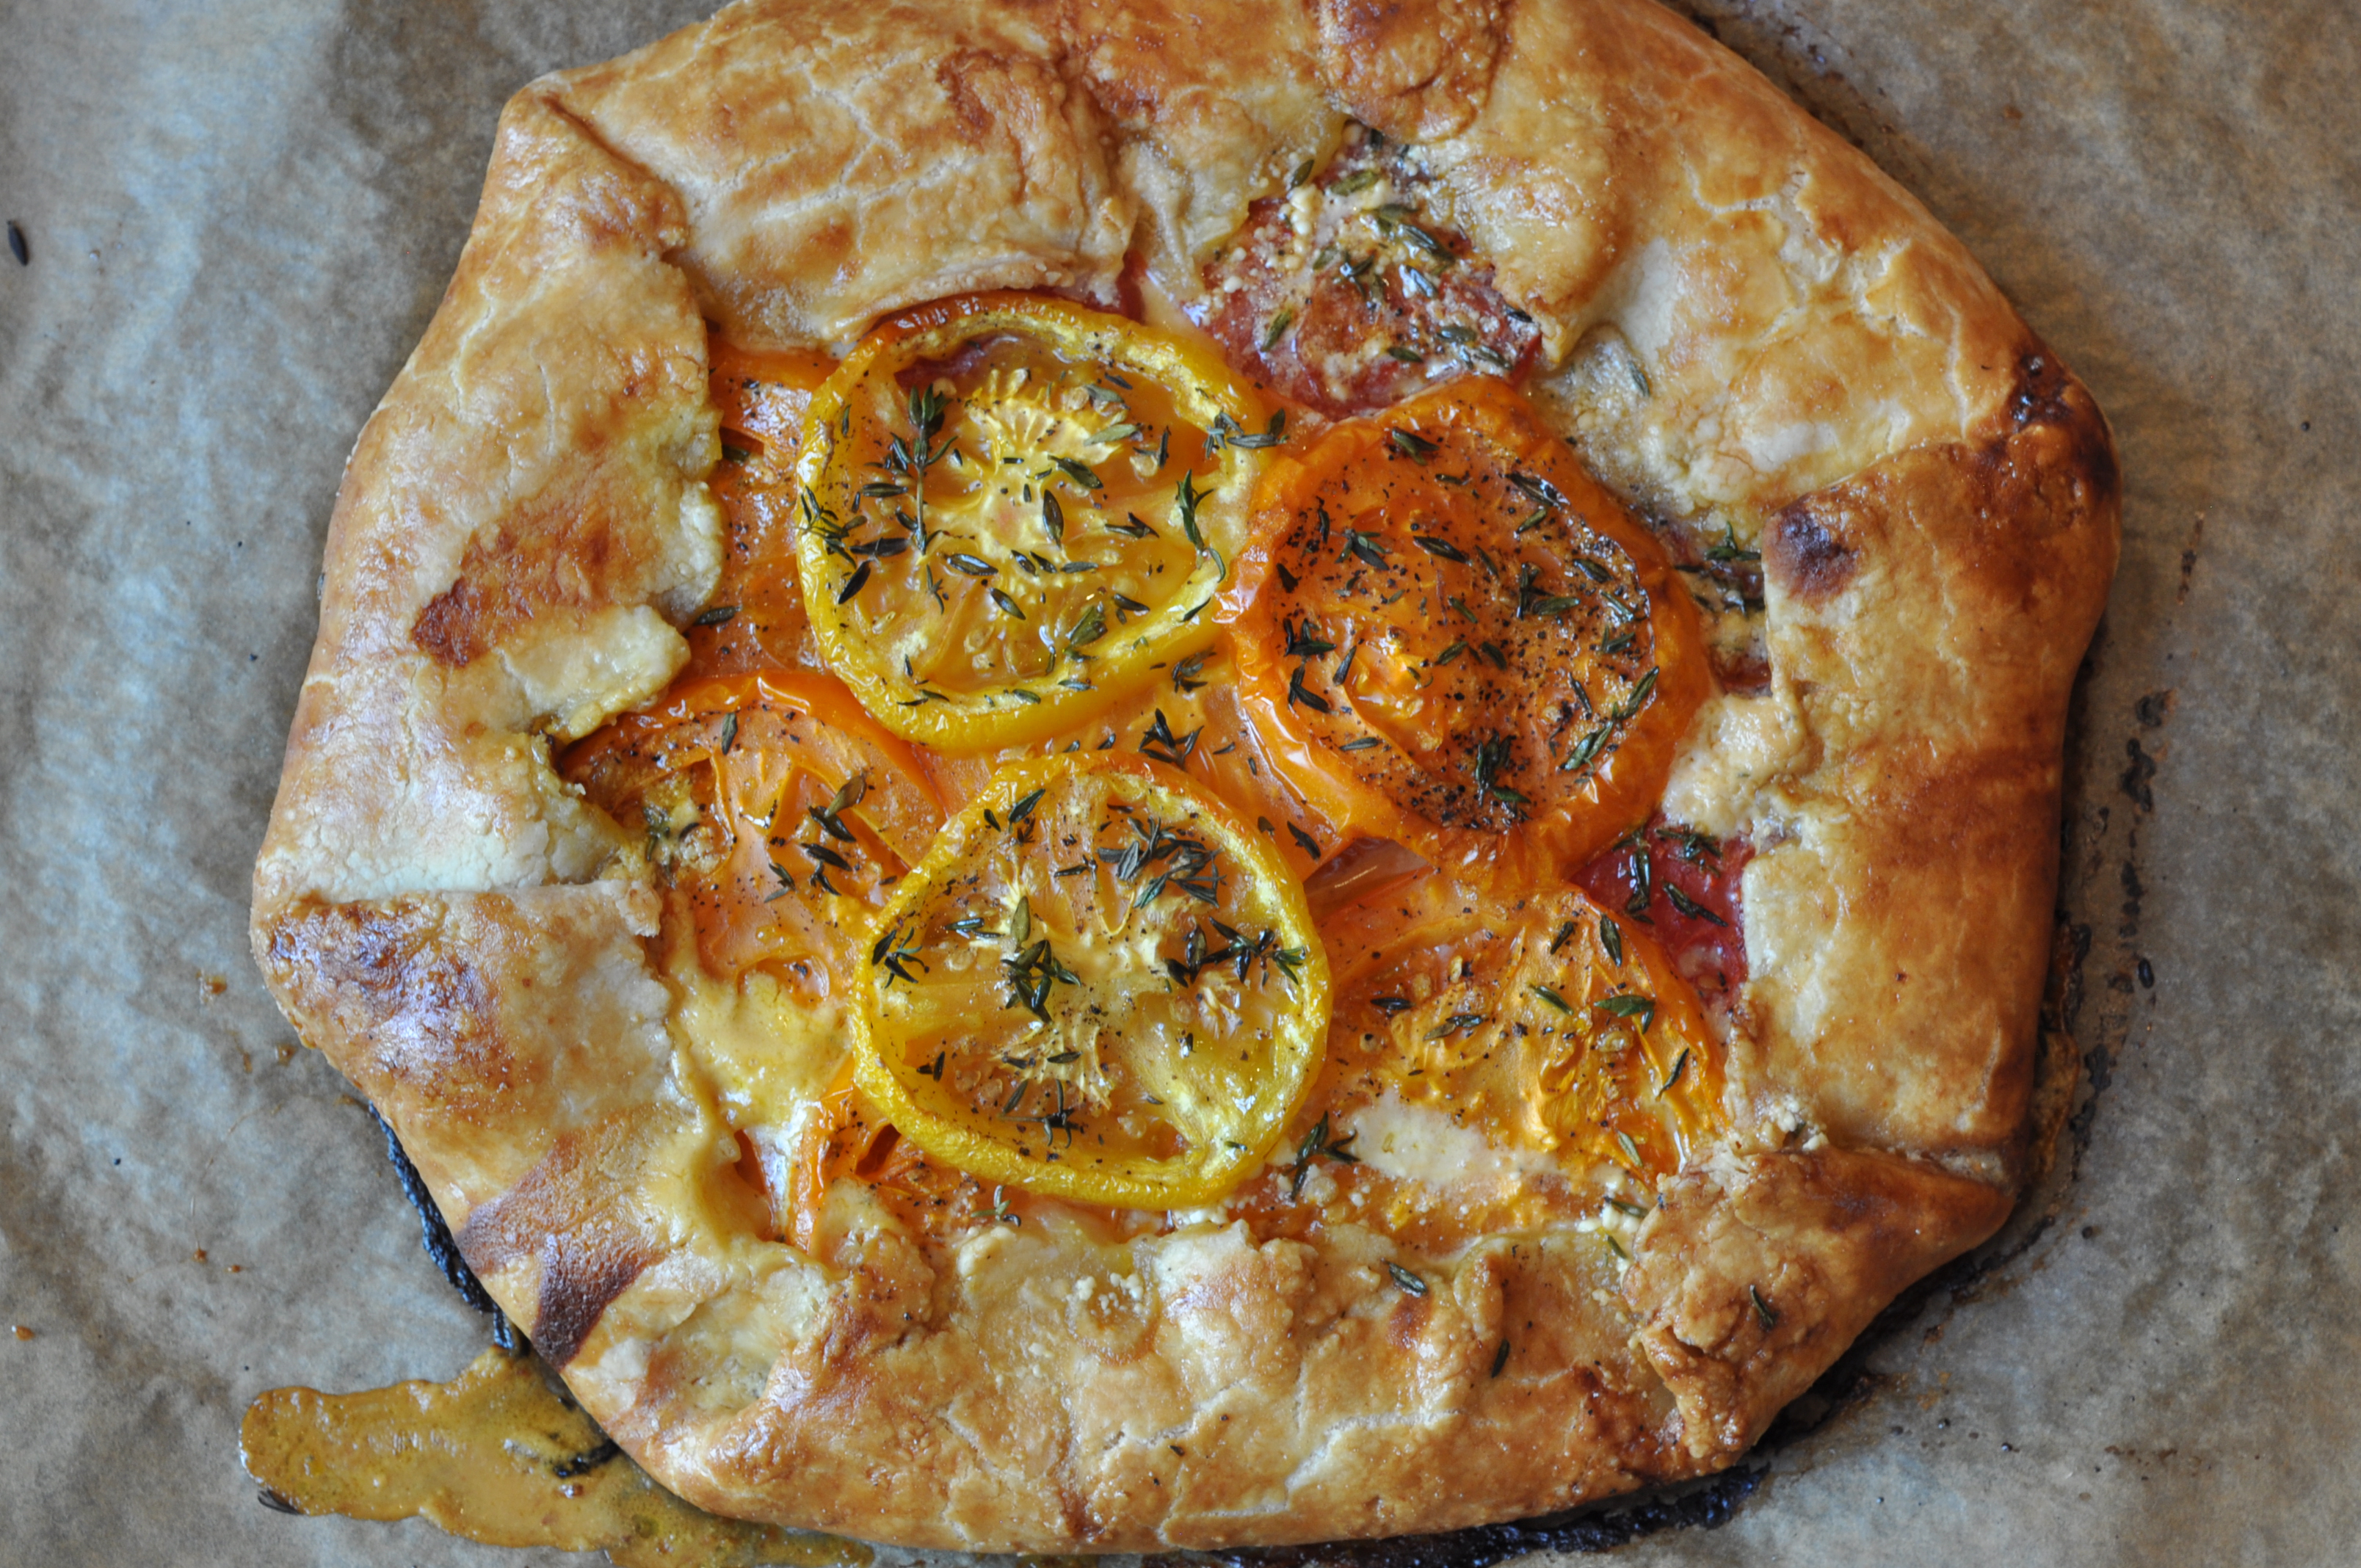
[252,0,2117,1550]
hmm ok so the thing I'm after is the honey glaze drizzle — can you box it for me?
[242,1346,869,1568]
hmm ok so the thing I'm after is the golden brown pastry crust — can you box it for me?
[251,0,2119,1549]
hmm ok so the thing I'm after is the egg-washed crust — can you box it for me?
[250,0,2118,1551]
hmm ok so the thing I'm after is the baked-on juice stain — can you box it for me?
[242,1346,868,1568]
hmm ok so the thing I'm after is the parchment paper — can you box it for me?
[3,1,2355,1563]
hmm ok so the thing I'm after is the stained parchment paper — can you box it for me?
[3,1,2355,1563]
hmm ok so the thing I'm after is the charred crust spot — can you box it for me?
[1763,505,1857,603]
[2002,341,2120,510]
[531,1233,654,1368]
[456,1119,668,1367]
[2008,349,2074,431]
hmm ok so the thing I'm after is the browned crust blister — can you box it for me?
[250,0,2119,1550]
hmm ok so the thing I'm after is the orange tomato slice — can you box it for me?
[559,671,945,989]
[1229,377,1708,893]
[1313,870,1722,1190]
[685,341,838,680]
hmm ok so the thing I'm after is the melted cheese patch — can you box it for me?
[668,953,849,1151]
[494,604,689,742]
[1659,689,1805,840]
[1342,1092,1556,1197]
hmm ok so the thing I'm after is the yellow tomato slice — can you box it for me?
[1314,870,1722,1190]
[1229,378,1708,893]
[852,753,1332,1209]
[794,292,1279,750]
[559,671,946,990]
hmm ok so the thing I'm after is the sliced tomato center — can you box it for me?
[1200,131,1543,416]
[914,634,1350,886]
[1576,817,1752,1006]
[1319,873,1722,1181]
[1231,377,1709,891]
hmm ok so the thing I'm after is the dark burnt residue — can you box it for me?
[371,1106,523,1352]
[2119,738,2157,816]
[1146,1465,1765,1568]
[2008,349,2078,431]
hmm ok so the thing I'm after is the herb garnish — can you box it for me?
[1283,620,1336,659]
[1597,993,1656,1031]
[1048,455,1102,492]
[1065,601,1108,656]
[808,772,866,842]
[1388,427,1440,463]
[1469,735,1526,809]
[1664,885,1727,926]
[1287,1112,1360,1199]
[1507,471,1567,510]
[1175,471,1211,551]
[871,922,926,987]
[1139,709,1202,768]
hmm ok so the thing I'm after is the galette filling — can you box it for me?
[564,169,1753,1256]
